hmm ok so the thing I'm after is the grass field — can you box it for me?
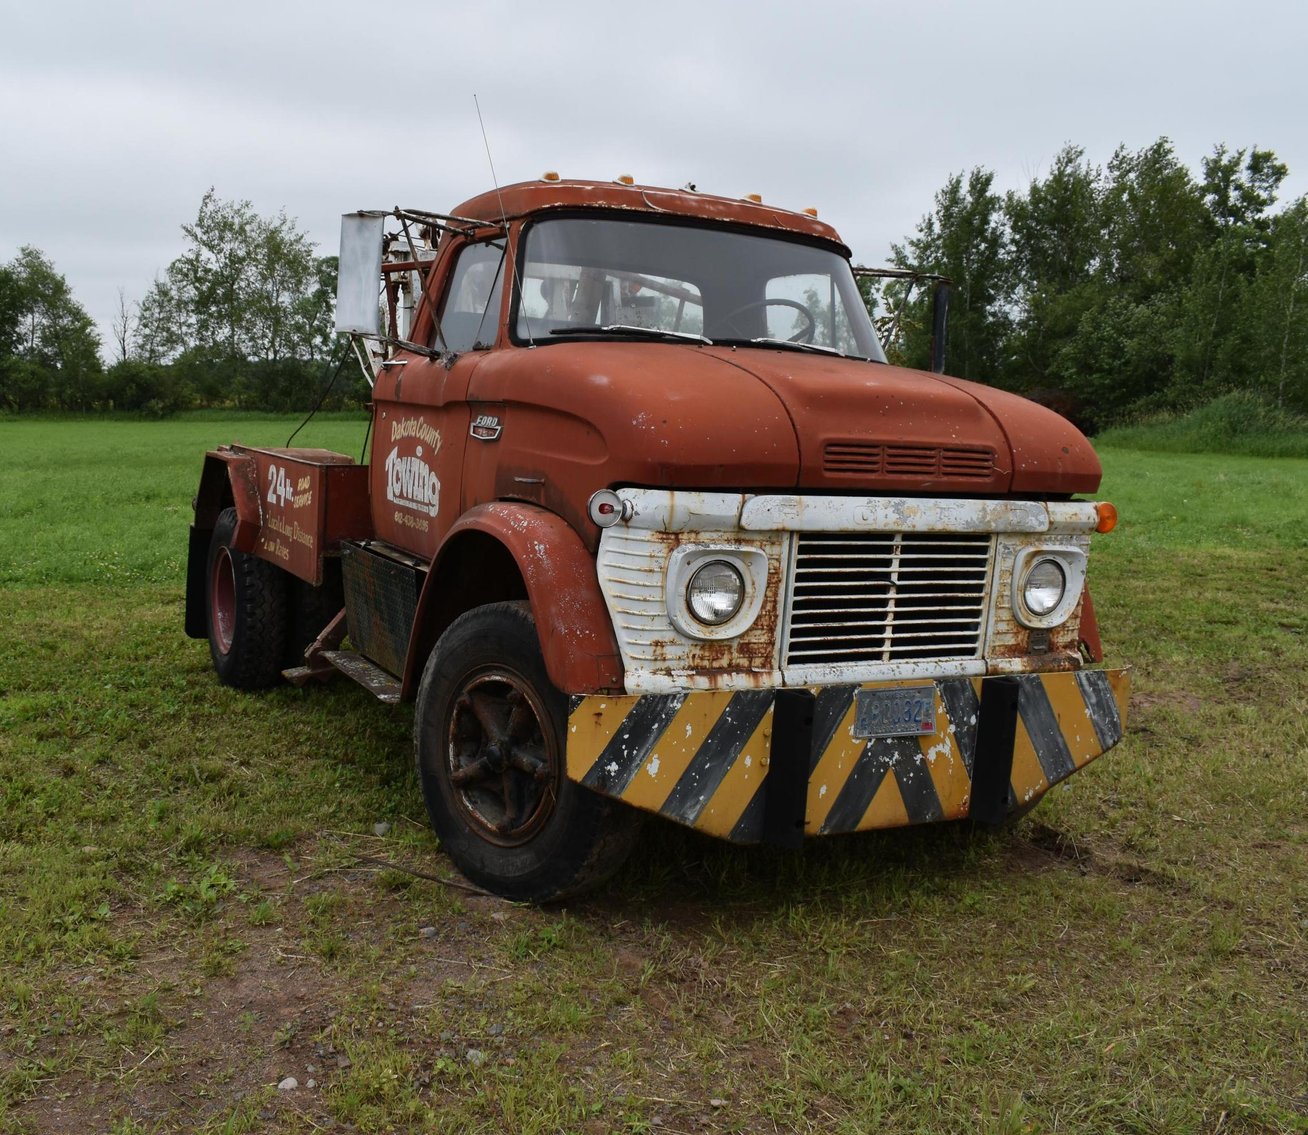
[0,416,1305,1134]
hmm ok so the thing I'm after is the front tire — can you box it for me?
[206,507,288,689]
[415,602,637,902]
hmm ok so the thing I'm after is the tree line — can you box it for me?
[3,141,1306,424]
[0,190,351,416]
[880,139,1308,427]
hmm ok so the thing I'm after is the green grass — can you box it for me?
[1098,393,1308,459]
[0,413,370,587]
[0,415,1305,1133]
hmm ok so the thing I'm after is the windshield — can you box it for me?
[514,216,886,362]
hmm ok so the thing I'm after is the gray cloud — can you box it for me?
[3,0,1305,356]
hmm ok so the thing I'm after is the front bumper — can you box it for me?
[566,669,1129,843]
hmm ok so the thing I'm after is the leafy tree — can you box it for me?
[1171,146,1290,401]
[1007,145,1104,295]
[1035,139,1206,419]
[1100,139,1208,297]
[136,190,336,407]
[1243,197,1308,412]
[0,246,102,411]
[1201,144,1288,237]
[101,358,189,416]
[1004,146,1105,392]
[890,168,1010,382]
[884,138,1305,426]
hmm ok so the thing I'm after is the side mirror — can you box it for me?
[334,212,386,335]
[929,279,950,374]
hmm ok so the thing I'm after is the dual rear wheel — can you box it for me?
[205,507,343,689]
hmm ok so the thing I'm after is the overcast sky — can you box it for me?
[3,0,1307,356]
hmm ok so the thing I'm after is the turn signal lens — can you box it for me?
[803,206,819,216]
[616,174,635,185]
[541,170,560,181]
[1095,502,1118,533]
[588,489,632,528]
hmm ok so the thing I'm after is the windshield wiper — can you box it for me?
[714,336,852,358]
[548,324,711,345]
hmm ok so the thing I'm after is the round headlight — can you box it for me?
[686,560,745,626]
[1022,557,1067,617]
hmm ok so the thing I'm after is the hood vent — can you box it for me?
[823,441,995,480]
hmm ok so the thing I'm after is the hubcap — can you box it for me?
[210,547,237,654]
[446,671,559,846]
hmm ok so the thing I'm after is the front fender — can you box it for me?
[403,502,624,697]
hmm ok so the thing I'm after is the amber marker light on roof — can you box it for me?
[616,175,634,185]
[541,171,560,181]
[745,193,763,203]
[803,207,819,216]
[1095,502,1118,533]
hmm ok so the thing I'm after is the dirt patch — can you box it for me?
[1013,823,1191,893]
[12,848,493,1134]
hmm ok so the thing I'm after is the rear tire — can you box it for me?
[415,602,638,902]
[284,561,344,668]
[206,507,288,689]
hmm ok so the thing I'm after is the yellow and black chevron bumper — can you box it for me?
[566,669,1129,843]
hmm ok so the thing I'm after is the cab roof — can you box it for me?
[450,178,849,254]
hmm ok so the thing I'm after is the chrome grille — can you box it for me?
[784,532,993,666]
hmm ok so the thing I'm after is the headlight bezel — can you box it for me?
[667,546,769,641]
[1011,545,1087,629]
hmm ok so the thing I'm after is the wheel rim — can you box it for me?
[210,546,237,655]
[445,670,561,847]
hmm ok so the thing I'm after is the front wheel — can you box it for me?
[415,602,638,902]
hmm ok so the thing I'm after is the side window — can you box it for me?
[436,241,506,352]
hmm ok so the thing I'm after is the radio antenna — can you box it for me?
[474,94,533,345]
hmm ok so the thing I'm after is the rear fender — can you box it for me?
[184,450,261,638]
[194,450,262,547]
[403,502,623,698]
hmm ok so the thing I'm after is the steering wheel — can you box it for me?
[719,297,817,344]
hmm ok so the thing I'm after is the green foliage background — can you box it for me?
[881,139,1308,428]
[4,140,1308,427]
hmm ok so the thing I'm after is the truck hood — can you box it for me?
[713,349,1102,495]
[467,342,1101,506]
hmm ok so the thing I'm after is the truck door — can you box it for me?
[369,238,507,558]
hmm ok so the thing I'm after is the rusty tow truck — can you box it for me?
[185,175,1129,901]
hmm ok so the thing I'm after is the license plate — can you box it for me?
[853,685,937,738]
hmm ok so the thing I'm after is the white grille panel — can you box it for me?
[595,529,671,664]
[784,533,993,665]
